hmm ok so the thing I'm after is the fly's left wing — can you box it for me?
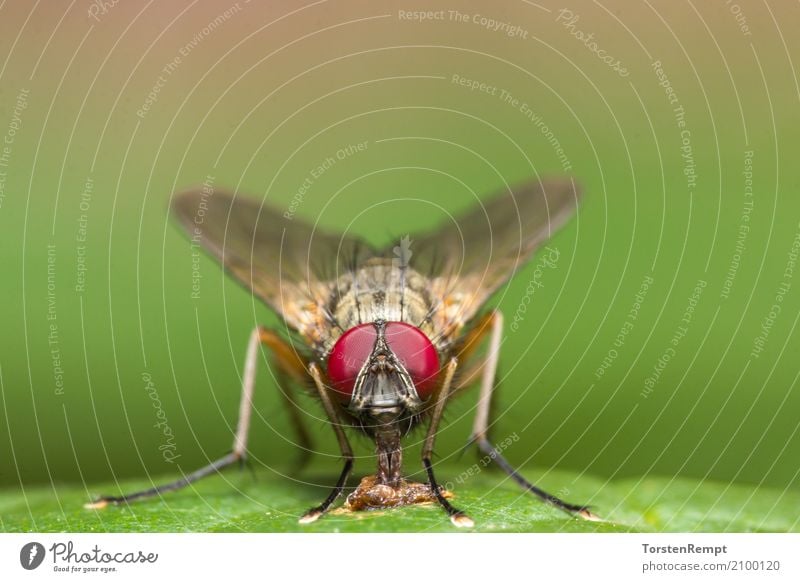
[171,188,374,349]
[393,177,582,344]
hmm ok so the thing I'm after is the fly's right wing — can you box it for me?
[171,188,374,350]
[402,177,582,342]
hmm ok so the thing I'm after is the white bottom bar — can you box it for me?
[1,533,797,581]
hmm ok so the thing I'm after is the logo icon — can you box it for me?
[20,542,45,570]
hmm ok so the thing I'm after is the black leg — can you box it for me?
[422,458,473,527]
[87,326,269,508]
[299,363,354,524]
[298,458,353,524]
[85,452,240,508]
[470,310,599,520]
[422,358,474,527]
[474,437,598,520]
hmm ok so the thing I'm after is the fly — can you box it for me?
[86,178,597,527]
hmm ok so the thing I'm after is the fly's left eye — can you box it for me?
[384,322,440,399]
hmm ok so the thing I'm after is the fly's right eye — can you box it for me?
[327,324,378,400]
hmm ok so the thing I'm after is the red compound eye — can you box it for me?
[327,322,440,401]
[327,324,377,399]
[384,322,440,399]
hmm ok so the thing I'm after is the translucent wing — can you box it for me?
[171,188,374,348]
[400,177,582,341]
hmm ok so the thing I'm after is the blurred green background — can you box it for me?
[0,0,798,513]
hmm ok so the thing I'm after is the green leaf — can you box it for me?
[2,466,796,533]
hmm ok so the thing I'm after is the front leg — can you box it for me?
[422,358,474,528]
[298,363,354,524]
